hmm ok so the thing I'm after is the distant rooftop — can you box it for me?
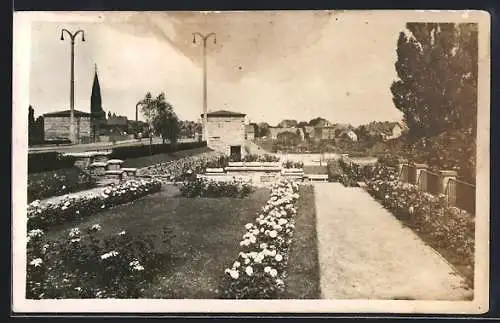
[43,109,91,118]
[201,110,246,118]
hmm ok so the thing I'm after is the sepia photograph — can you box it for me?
[12,10,490,314]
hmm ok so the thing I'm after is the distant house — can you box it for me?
[106,115,129,134]
[245,124,255,140]
[313,126,336,140]
[43,109,92,143]
[202,109,246,160]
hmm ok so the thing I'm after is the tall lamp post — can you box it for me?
[60,28,85,144]
[135,102,142,140]
[192,32,217,142]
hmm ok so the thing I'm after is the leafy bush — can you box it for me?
[365,162,475,283]
[110,141,207,160]
[27,168,97,203]
[28,152,76,174]
[326,160,343,182]
[282,160,304,169]
[205,155,230,169]
[26,224,166,299]
[27,179,162,230]
[221,180,300,299]
[140,151,225,181]
[179,178,253,198]
[240,154,281,163]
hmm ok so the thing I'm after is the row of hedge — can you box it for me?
[109,141,207,160]
[28,141,208,174]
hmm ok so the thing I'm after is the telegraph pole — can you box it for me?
[60,28,85,144]
[192,32,216,142]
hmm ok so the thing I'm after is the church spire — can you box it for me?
[90,64,104,119]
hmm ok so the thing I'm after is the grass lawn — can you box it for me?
[283,185,321,299]
[44,184,270,299]
[303,165,328,175]
[122,147,212,169]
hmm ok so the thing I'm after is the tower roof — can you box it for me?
[90,64,104,116]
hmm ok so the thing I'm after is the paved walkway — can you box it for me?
[314,182,472,300]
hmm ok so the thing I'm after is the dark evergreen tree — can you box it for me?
[391,23,478,140]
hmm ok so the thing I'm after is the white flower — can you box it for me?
[409,206,414,214]
[118,231,126,236]
[264,266,271,273]
[100,251,119,260]
[74,287,82,292]
[233,261,241,268]
[70,238,81,243]
[28,229,44,238]
[275,254,283,262]
[269,230,278,238]
[29,258,43,267]
[269,268,278,277]
[245,266,254,276]
[230,270,239,279]
[244,223,253,230]
[244,258,250,264]
[90,224,101,231]
[69,228,80,238]
[260,243,268,249]
[276,278,284,286]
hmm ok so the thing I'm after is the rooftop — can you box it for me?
[43,109,91,118]
[201,110,246,118]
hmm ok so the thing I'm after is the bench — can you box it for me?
[105,169,125,180]
[106,159,124,171]
[228,162,244,167]
[282,168,304,174]
[205,168,225,173]
[89,162,107,176]
[225,166,282,172]
[306,174,329,182]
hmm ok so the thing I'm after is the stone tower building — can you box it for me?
[90,64,106,141]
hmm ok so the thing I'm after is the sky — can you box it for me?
[28,11,407,126]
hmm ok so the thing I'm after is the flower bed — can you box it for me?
[282,160,304,169]
[28,168,98,203]
[139,151,225,181]
[221,179,300,299]
[26,224,164,299]
[179,178,254,198]
[365,161,475,284]
[242,154,281,163]
[27,179,162,230]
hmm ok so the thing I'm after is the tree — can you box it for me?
[309,117,330,127]
[391,23,478,140]
[255,122,270,138]
[139,92,180,145]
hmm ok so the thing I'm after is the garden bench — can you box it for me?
[306,174,329,182]
[205,168,225,173]
[228,162,244,167]
[261,162,281,168]
[89,162,107,176]
[105,170,125,180]
[244,162,262,167]
[106,159,124,171]
[121,167,138,177]
[282,168,304,174]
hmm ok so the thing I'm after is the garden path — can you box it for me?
[313,182,473,300]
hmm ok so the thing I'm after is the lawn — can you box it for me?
[43,184,271,299]
[283,185,321,299]
[122,147,212,169]
[303,165,328,175]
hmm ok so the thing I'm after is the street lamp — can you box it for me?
[192,32,217,142]
[60,28,85,144]
[135,102,142,140]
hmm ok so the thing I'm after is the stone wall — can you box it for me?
[44,116,91,143]
[206,116,246,156]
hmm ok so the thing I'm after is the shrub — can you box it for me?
[221,180,300,299]
[282,160,304,169]
[28,152,76,174]
[205,155,230,169]
[365,162,475,282]
[110,141,207,160]
[179,178,254,198]
[140,151,225,181]
[326,160,343,182]
[27,179,162,230]
[26,224,166,299]
[27,168,97,202]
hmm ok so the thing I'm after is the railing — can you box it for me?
[446,178,476,214]
[417,169,440,195]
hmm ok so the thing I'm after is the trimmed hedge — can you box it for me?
[28,152,76,174]
[109,141,207,160]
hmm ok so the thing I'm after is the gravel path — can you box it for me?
[314,182,473,300]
